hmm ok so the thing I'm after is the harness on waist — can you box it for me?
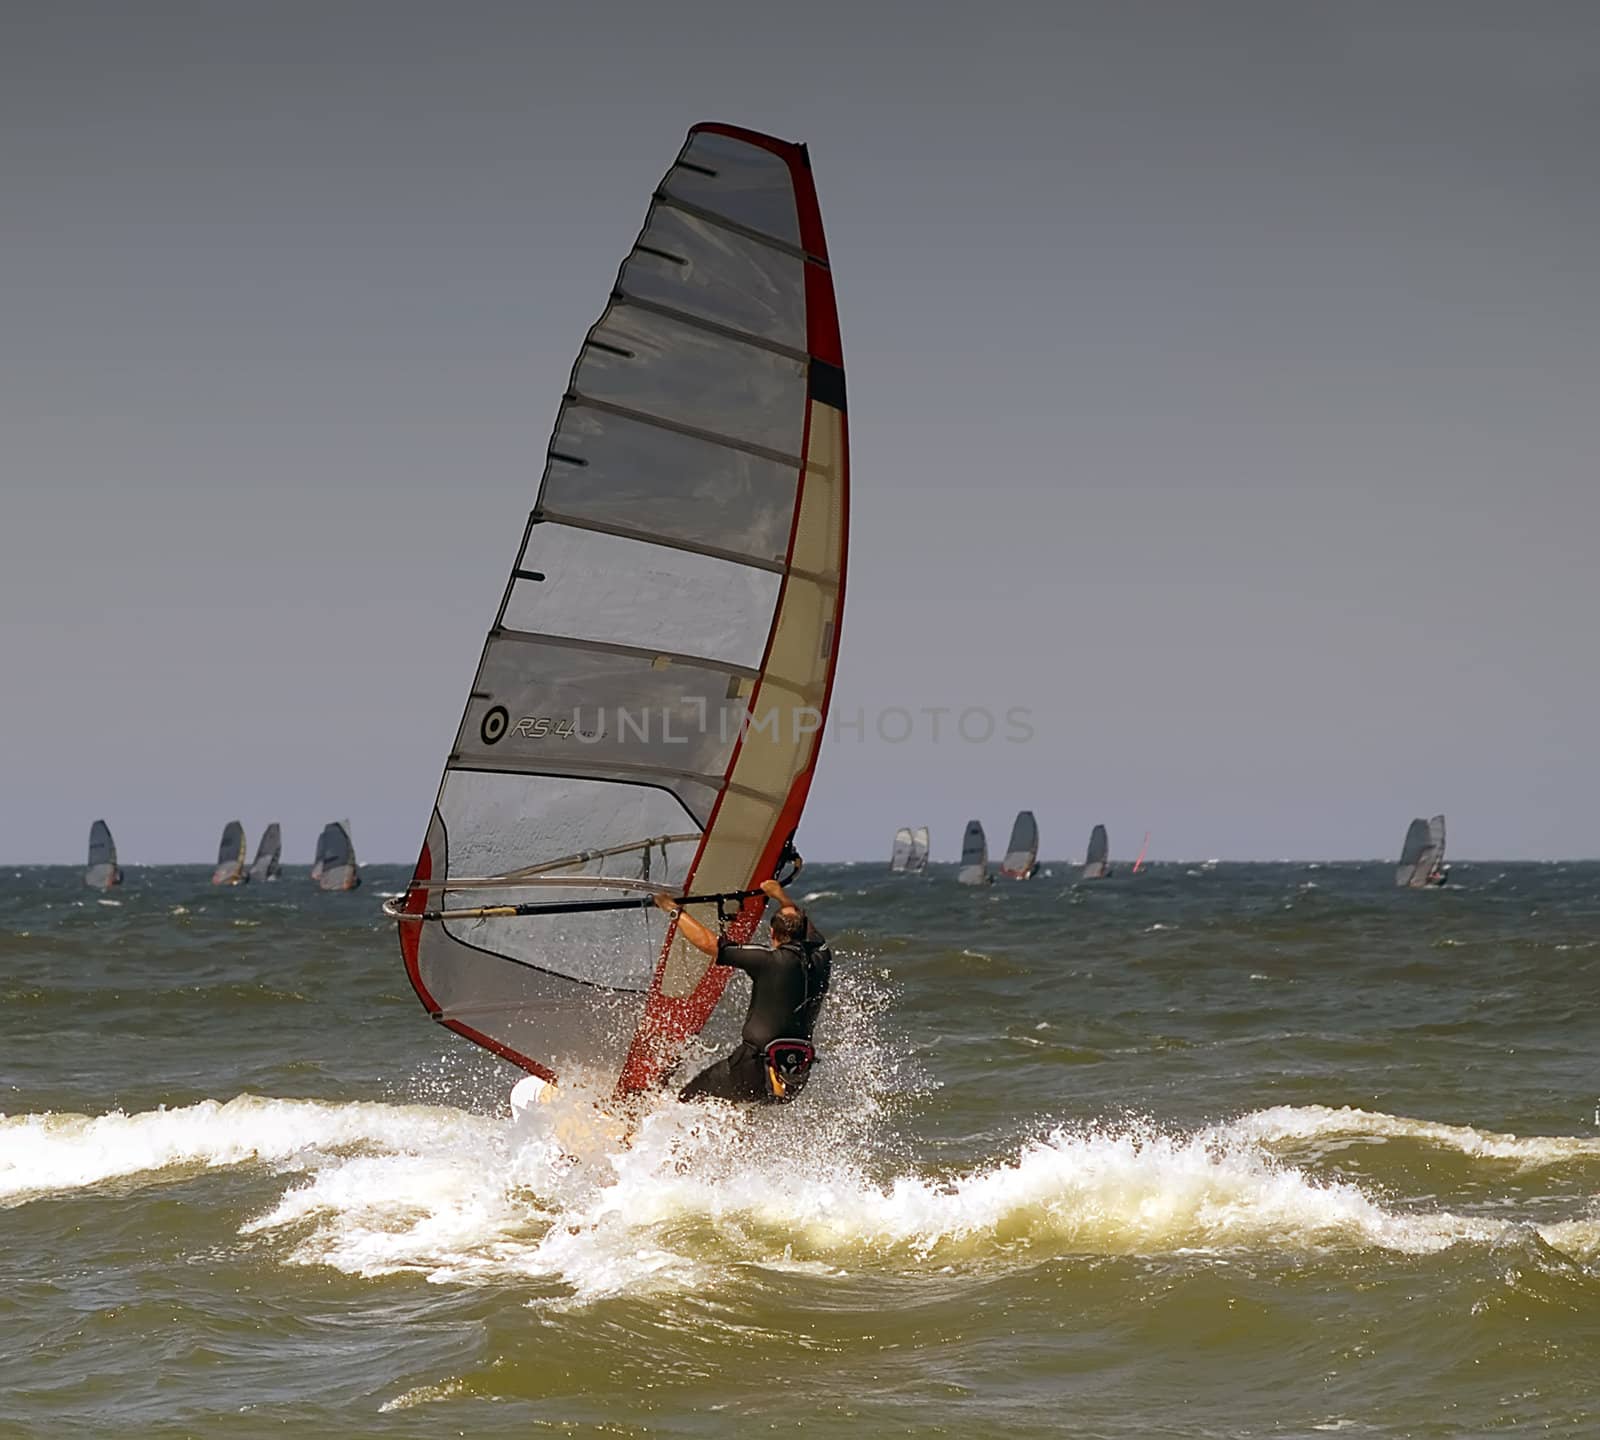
[762,1038,817,1102]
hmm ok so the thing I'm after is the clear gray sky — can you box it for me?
[4,1,1597,864]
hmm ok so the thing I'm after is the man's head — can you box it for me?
[769,906,804,946]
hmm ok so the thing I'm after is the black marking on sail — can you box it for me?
[480,706,510,746]
[674,159,717,177]
[636,243,688,266]
[809,358,847,413]
[548,451,589,467]
[587,339,635,359]
[512,569,546,583]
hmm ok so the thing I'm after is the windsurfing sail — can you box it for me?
[1000,810,1039,879]
[390,124,849,1096]
[1082,824,1110,880]
[1428,814,1446,874]
[211,820,247,885]
[890,827,914,873]
[1132,832,1150,874]
[249,823,282,882]
[907,825,930,874]
[313,821,361,892]
[85,819,122,890]
[957,820,989,885]
[1396,816,1432,887]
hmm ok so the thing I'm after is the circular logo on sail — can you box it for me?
[480,705,509,746]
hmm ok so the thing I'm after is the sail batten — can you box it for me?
[491,623,767,679]
[565,393,807,468]
[532,512,790,576]
[397,124,847,1096]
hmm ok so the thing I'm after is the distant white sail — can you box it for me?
[1000,810,1038,879]
[1397,815,1446,888]
[211,820,248,886]
[85,819,122,890]
[957,820,990,886]
[313,821,360,892]
[249,823,282,882]
[890,827,914,872]
[907,826,930,874]
[1082,824,1110,880]
[390,124,849,1097]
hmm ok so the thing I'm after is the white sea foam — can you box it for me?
[0,1095,482,1202]
[15,1090,1598,1304]
[1233,1104,1600,1165]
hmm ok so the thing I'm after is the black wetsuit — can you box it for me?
[679,913,831,1104]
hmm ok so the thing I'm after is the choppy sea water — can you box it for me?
[3,860,1600,1438]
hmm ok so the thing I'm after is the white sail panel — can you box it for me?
[890,828,913,872]
[502,530,780,665]
[397,124,848,1095]
[907,826,930,873]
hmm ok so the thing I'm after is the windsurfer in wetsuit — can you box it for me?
[653,878,830,1105]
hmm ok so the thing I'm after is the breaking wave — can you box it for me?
[8,1094,1600,1304]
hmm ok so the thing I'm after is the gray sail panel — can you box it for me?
[503,529,780,667]
[618,205,808,350]
[1396,817,1431,887]
[314,821,360,891]
[85,819,121,889]
[907,826,930,873]
[250,823,282,882]
[1082,824,1110,880]
[216,821,245,867]
[212,820,247,884]
[957,820,989,886]
[436,774,692,986]
[1002,810,1039,878]
[659,131,804,248]
[541,410,799,567]
[890,827,913,872]
[573,308,805,459]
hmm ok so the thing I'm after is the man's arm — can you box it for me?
[653,893,719,957]
[760,878,803,926]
